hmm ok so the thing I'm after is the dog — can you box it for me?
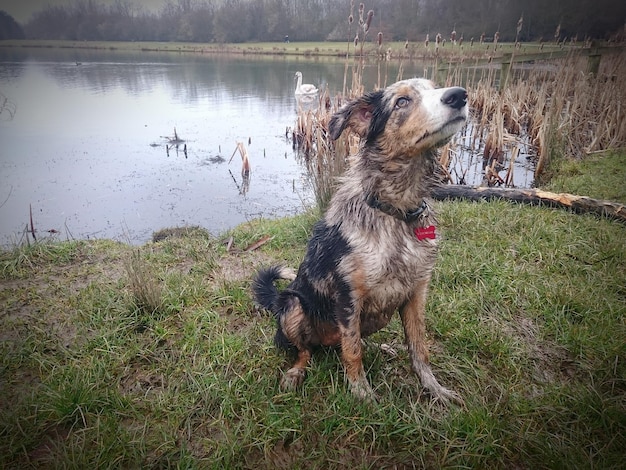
[253,78,467,404]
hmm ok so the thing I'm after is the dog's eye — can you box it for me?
[395,97,410,109]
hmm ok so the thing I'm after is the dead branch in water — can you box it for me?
[229,141,251,176]
[228,141,251,195]
[432,185,626,224]
[29,204,37,241]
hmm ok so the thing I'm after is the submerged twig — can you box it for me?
[29,204,36,241]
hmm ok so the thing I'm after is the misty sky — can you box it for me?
[0,0,166,24]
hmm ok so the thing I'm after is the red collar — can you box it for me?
[414,225,436,240]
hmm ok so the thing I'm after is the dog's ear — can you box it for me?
[328,90,384,140]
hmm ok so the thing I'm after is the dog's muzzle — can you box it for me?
[440,87,467,110]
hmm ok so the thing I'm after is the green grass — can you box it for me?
[1,154,624,468]
[545,150,626,202]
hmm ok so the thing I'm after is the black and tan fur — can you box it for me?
[253,78,468,404]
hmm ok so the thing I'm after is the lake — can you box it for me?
[0,48,423,246]
[0,48,341,246]
[0,47,534,247]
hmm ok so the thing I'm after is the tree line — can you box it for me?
[3,0,624,44]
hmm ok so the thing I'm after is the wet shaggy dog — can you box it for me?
[253,78,468,404]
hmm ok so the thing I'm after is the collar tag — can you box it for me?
[414,225,436,240]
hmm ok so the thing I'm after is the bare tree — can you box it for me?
[21,0,626,43]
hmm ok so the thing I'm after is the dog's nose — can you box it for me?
[441,87,467,110]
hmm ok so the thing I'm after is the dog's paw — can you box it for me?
[278,266,297,281]
[280,367,306,390]
[415,363,464,406]
[379,343,399,357]
[429,385,464,407]
[349,379,377,403]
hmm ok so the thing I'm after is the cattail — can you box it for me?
[364,10,374,33]
[354,34,359,47]
[348,14,353,24]
[377,32,383,47]
[517,15,523,35]
[425,33,429,47]
[554,23,561,43]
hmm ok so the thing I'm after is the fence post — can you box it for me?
[500,53,512,90]
[436,63,447,86]
[587,48,601,76]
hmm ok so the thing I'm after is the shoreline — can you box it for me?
[0,38,571,60]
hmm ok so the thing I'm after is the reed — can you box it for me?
[294,90,353,209]
[294,9,625,203]
[293,3,379,209]
[465,48,626,185]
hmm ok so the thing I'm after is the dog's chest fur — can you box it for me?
[296,193,438,337]
[341,206,436,302]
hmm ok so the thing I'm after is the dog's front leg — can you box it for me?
[339,312,376,402]
[281,348,311,390]
[401,278,463,405]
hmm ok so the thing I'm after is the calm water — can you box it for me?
[0,48,344,245]
[0,48,534,246]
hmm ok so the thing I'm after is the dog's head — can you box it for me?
[329,78,468,159]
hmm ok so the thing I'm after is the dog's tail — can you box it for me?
[252,265,296,314]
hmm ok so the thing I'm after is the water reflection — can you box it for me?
[295,93,320,112]
[1,48,352,245]
[0,48,536,246]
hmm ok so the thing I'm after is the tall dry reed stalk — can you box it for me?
[295,10,625,201]
[293,2,377,209]
[451,47,626,186]
[294,88,357,209]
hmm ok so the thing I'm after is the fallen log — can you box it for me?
[431,185,626,224]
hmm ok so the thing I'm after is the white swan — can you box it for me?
[294,71,318,95]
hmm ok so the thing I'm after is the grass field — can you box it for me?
[1,149,624,468]
[0,38,567,60]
